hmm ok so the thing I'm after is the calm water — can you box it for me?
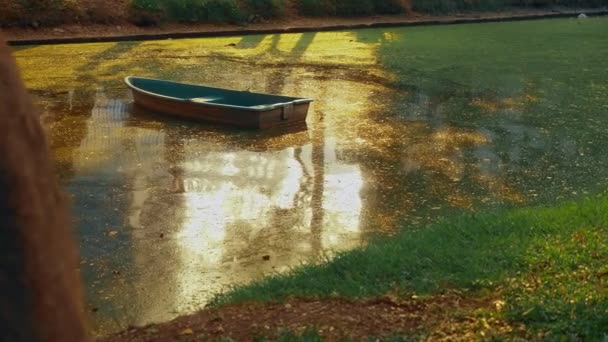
[14,16,608,335]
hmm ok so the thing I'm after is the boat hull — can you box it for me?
[126,77,312,130]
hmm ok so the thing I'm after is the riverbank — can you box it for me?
[4,7,607,46]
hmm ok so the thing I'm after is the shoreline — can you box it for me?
[4,8,607,46]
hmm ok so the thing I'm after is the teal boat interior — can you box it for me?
[126,76,312,110]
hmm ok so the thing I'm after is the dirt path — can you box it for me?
[99,293,518,341]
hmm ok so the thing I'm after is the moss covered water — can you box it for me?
[13,16,608,335]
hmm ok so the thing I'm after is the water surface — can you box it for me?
[14,17,608,335]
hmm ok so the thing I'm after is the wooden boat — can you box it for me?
[124,76,313,129]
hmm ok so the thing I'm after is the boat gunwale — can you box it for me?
[124,76,313,112]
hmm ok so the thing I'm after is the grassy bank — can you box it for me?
[2,0,606,27]
[211,195,608,339]
[413,0,606,14]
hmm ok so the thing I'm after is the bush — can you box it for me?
[129,0,242,23]
[298,0,335,16]
[413,0,608,13]
[18,0,69,11]
[131,0,162,11]
[299,0,407,16]
[248,0,285,18]
[0,0,22,26]
[412,0,509,14]
[164,0,241,22]
[374,0,409,14]
[3,0,81,26]
[83,0,128,23]
[526,0,608,7]
[335,0,375,16]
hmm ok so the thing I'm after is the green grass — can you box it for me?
[253,328,419,341]
[211,195,608,339]
[413,0,608,14]
[372,17,608,206]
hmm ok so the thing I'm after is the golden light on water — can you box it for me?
[323,165,364,234]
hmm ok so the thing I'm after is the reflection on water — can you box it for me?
[17,17,608,335]
[56,85,368,333]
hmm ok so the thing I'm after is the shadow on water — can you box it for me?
[15,16,608,335]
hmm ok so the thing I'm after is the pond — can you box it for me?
[13,16,608,335]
